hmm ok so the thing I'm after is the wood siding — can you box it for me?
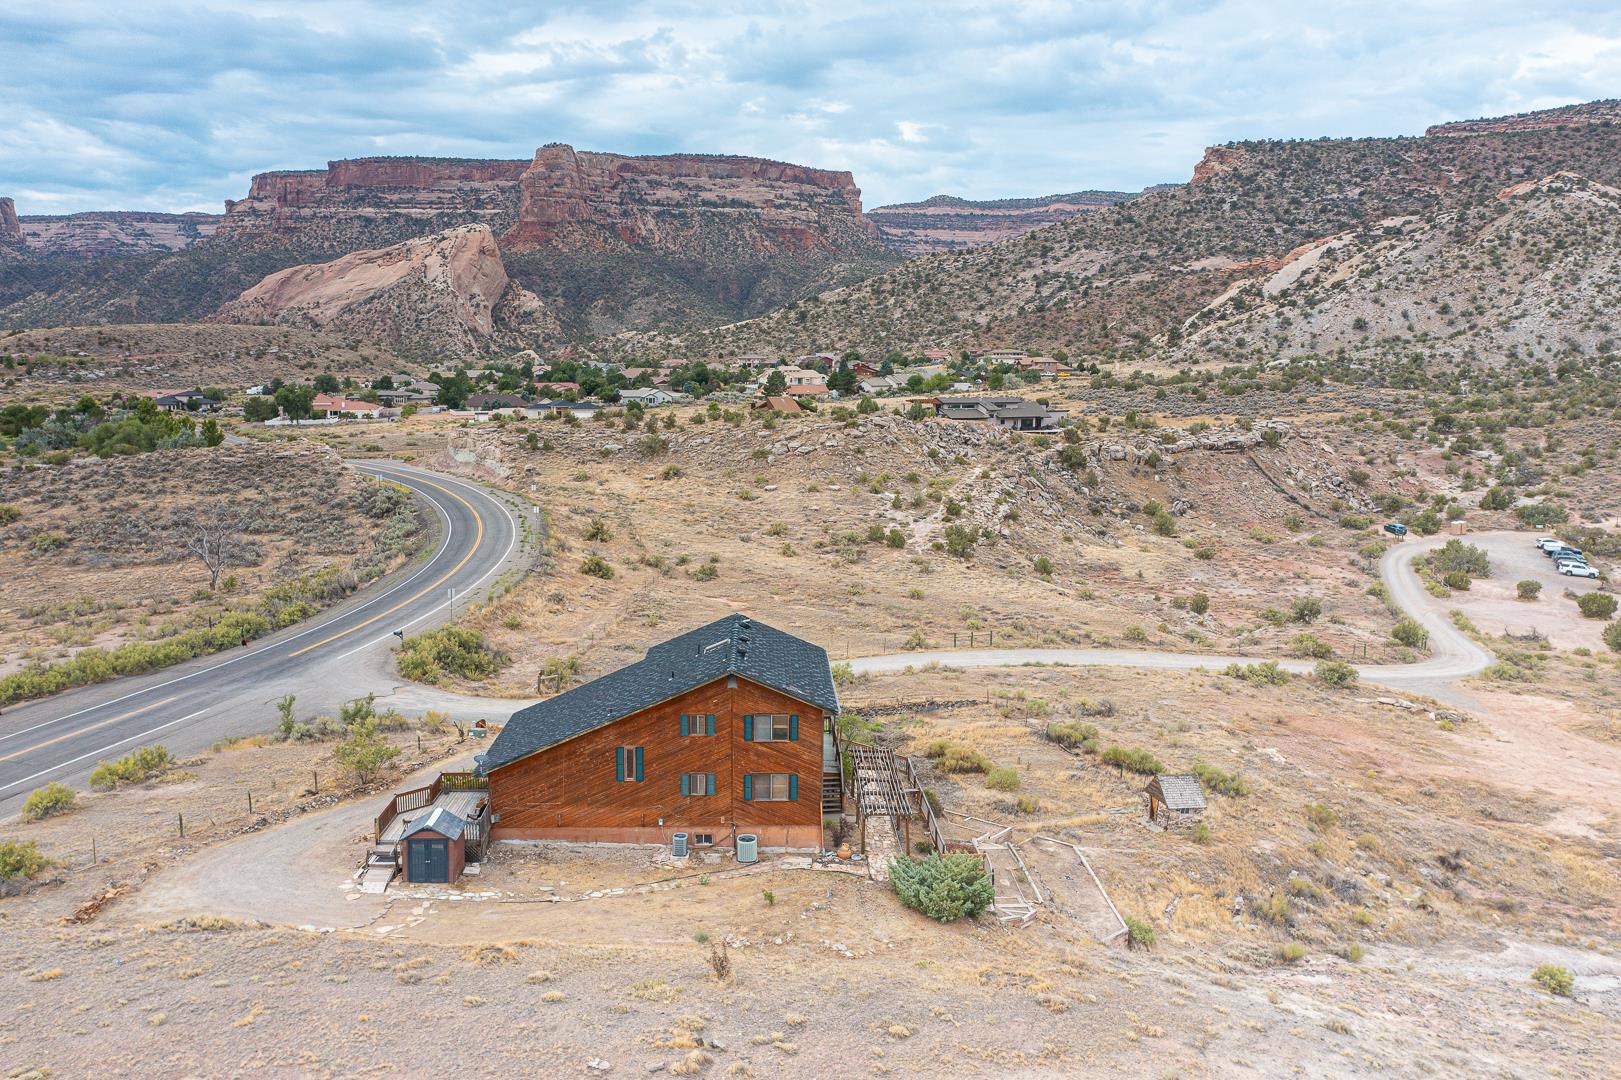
[488,676,827,849]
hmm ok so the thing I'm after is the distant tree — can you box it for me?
[312,373,340,394]
[370,374,395,391]
[274,384,315,421]
[763,370,787,396]
[199,418,224,447]
[436,372,474,409]
[243,396,279,422]
[181,502,256,591]
[333,717,400,786]
[828,359,857,394]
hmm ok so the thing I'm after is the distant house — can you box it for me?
[735,353,773,369]
[754,395,802,413]
[376,387,436,406]
[466,392,531,413]
[480,614,840,849]
[1144,775,1207,830]
[151,390,220,413]
[311,393,385,419]
[850,361,880,379]
[785,383,829,399]
[541,400,602,420]
[776,366,823,387]
[922,348,953,362]
[935,396,1062,431]
[619,387,675,407]
[982,350,1027,364]
[620,367,653,382]
[244,384,270,397]
[858,375,905,395]
[1016,356,1067,376]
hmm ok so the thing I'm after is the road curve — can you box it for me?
[849,533,1497,694]
[0,462,528,817]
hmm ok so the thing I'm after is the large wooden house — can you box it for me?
[482,615,841,850]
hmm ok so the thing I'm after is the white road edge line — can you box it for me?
[0,465,459,745]
[0,709,210,796]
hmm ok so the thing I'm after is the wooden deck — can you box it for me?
[379,789,488,844]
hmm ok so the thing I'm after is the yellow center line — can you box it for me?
[0,695,179,765]
[286,472,486,659]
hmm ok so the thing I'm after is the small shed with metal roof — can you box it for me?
[1143,774,1207,830]
[400,806,467,884]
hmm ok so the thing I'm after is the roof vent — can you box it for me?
[703,638,729,654]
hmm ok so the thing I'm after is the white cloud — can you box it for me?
[2,2,1621,213]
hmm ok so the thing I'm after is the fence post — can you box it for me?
[313,770,319,794]
[178,813,184,837]
[247,791,253,814]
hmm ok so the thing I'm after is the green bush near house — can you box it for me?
[1100,745,1164,775]
[889,853,994,922]
[1516,580,1542,601]
[1123,915,1156,950]
[985,767,1020,792]
[21,782,77,822]
[1391,617,1428,649]
[396,627,508,684]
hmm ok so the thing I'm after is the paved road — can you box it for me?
[850,533,1500,703]
[0,462,532,817]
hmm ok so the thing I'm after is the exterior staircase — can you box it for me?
[821,772,842,814]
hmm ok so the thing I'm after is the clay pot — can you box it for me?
[836,842,852,861]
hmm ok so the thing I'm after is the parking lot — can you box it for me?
[1417,531,1610,651]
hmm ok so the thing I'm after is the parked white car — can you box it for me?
[1535,537,1562,551]
[1558,562,1599,579]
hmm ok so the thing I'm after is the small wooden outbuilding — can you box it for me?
[400,806,467,884]
[1144,774,1207,830]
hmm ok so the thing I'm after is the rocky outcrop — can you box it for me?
[214,224,512,358]
[0,197,20,242]
[867,190,1153,255]
[503,143,875,251]
[1190,146,1251,184]
[15,211,220,257]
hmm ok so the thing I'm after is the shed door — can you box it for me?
[408,837,450,883]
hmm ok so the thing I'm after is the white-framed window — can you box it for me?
[746,773,796,801]
[681,772,717,796]
[748,713,796,742]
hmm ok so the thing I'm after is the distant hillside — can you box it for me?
[615,108,1621,363]
[0,145,899,348]
[868,188,1156,255]
[1427,99,1621,137]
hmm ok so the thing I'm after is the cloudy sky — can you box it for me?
[5,1,1621,215]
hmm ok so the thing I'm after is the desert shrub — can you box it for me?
[1289,597,1323,624]
[21,782,77,822]
[1100,745,1164,775]
[936,745,991,774]
[690,561,719,582]
[1390,618,1428,648]
[1576,592,1617,620]
[583,518,612,541]
[985,767,1020,792]
[1516,579,1542,600]
[0,840,53,883]
[1305,802,1338,830]
[942,523,980,559]
[1280,942,1307,963]
[0,503,20,524]
[1291,633,1332,659]
[922,788,942,815]
[89,744,174,790]
[1187,592,1209,615]
[1344,943,1365,962]
[0,611,270,708]
[1044,721,1099,753]
[1532,964,1574,997]
[1224,661,1290,685]
[579,554,614,579]
[1314,660,1359,687]
[1442,570,1471,591]
[1189,822,1210,844]
[334,718,401,785]
[1123,915,1156,950]
[1190,760,1248,797]
[1515,503,1569,528]
[889,853,994,922]
[1033,555,1053,578]
[395,627,508,684]
[1432,539,1490,577]
[1605,621,1621,653]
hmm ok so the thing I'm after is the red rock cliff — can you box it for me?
[504,143,873,249]
[0,197,20,242]
[1190,146,1251,184]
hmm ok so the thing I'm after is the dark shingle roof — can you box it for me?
[484,614,839,770]
[1150,774,1207,810]
[403,806,466,839]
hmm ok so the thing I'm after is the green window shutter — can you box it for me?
[788,774,799,801]
[707,773,716,796]
[743,774,753,801]
[742,714,754,741]
[706,714,716,736]
[634,746,645,783]
[615,746,625,782]
[789,714,800,741]
[680,774,690,797]
[680,714,689,737]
